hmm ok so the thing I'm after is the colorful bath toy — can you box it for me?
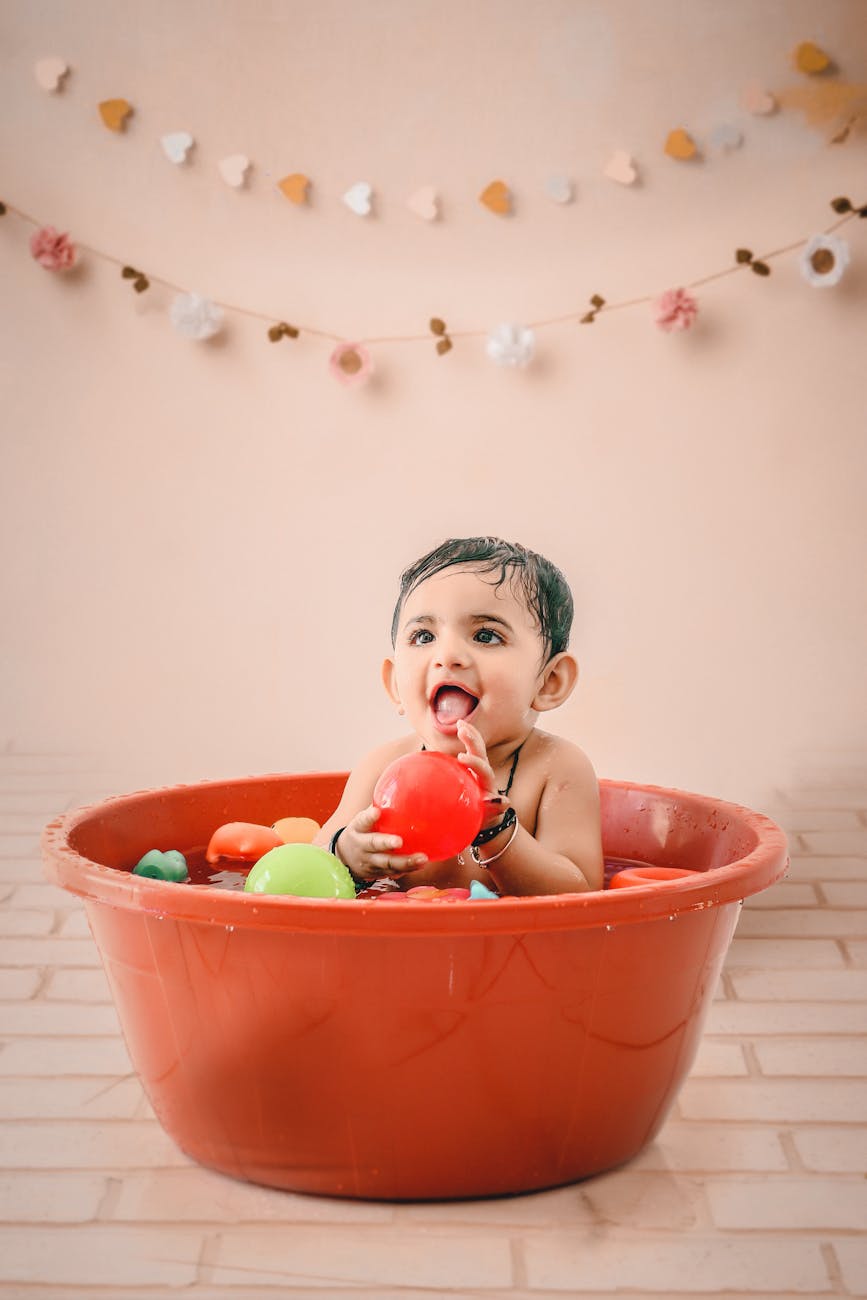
[373,751,484,859]
[132,848,188,882]
[244,842,355,898]
[610,866,697,889]
[272,816,320,844]
[206,821,281,864]
[404,886,472,902]
[469,879,499,900]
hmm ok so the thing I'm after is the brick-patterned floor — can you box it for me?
[1,755,866,1297]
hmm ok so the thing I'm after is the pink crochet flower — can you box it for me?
[329,341,373,386]
[652,287,698,332]
[29,226,78,271]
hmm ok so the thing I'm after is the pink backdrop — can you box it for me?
[1,0,865,808]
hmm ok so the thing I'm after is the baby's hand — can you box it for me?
[334,805,428,881]
[455,720,507,823]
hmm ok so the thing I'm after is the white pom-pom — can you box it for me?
[485,322,535,368]
[799,234,851,289]
[170,292,224,340]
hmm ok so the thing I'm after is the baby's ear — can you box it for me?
[381,658,404,713]
[532,652,578,713]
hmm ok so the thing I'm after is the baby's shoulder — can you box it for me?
[352,734,418,781]
[524,730,598,788]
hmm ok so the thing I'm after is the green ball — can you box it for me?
[133,849,188,882]
[244,843,355,898]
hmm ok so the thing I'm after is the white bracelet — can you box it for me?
[470,814,519,867]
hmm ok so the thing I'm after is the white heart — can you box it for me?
[218,154,251,188]
[34,57,69,92]
[709,123,743,152]
[603,150,637,186]
[407,186,438,220]
[161,131,194,164]
[545,175,573,204]
[343,181,373,217]
[741,82,777,115]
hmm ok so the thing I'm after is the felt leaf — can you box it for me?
[436,337,453,356]
[407,186,438,220]
[709,123,743,152]
[429,318,446,335]
[741,82,777,115]
[279,173,311,205]
[98,98,133,131]
[34,57,69,92]
[664,128,698,160]
[479,180,512,215]
[603,150,637,185]
[545,175,573,203]
[735,248,753,264]
[268,321,299,341]
[343,181,373,216]
[161,131,194,164]
[794,41,832,74]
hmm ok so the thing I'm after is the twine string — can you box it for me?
[5,201,858,346]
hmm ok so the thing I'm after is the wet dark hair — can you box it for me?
[391,537,573,662]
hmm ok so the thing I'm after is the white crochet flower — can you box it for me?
[485,322,535,368]
[799,234,850,288]
[170,292,224,340]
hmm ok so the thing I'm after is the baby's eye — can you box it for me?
[474,627,504,645]
[409,629,435,645]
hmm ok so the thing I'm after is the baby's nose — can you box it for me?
[435,632,471,667]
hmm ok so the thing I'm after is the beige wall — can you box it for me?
[1,0,865,809]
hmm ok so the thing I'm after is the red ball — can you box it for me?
[373,751,485,860]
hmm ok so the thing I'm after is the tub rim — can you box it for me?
[41,773,788,934]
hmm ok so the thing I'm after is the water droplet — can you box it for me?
[605,923,614,933]
[668,914,676,922]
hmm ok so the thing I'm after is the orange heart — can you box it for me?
[479,180,512,215]
[664,128,697,160]
[278,173,310,204]
[794,41,831,74]
[98,98,133,132]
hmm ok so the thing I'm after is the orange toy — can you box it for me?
[272,816,320,845]
[610,866,697,888]
[205,821,281,864]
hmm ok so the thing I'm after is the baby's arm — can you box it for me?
[314,741,428,883]
[458,723,603,895]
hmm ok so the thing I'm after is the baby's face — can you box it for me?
[387,565,548,752]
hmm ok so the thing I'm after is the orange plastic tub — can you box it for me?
[42,774,787,1200]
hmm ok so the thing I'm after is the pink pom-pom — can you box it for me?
[30,226,78,271]
[652,287,698,333]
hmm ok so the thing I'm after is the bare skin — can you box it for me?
[314,566,604,896]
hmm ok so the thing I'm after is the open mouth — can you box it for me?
[430,684,480,729]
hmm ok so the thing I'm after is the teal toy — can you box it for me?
[133,849,189,882]
[469,879,499,901]
[244,843,355,899]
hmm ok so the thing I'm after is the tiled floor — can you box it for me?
[1,754,866,1298]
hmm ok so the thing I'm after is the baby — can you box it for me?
[315,537,604,895]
